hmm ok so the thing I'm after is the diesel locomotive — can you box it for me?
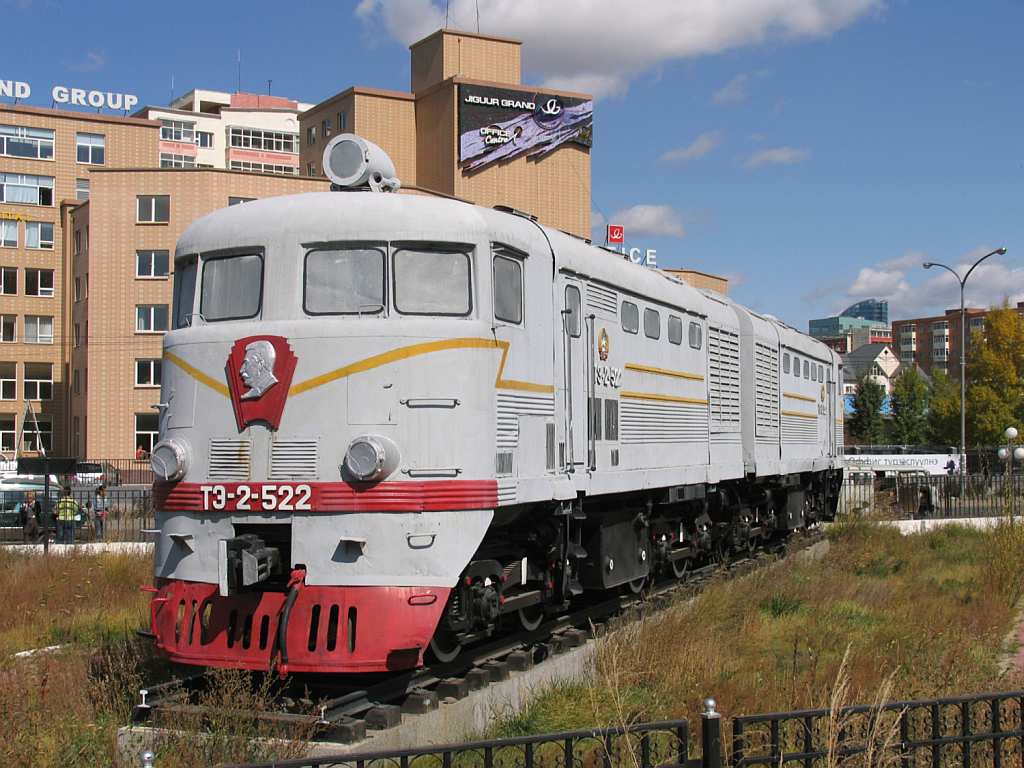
[147,135,843,674]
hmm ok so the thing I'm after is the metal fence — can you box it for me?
[732,690,1024,767]
[840,473,1024,519]
[217,691,1024,768]
[0,487,154,543]
[225,720,692,768]
[76,458,155,487]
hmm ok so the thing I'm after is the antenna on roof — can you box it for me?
[267,79,272,96]
[444,0,449,28]
[475,0,480,32]
[236,49,241,93]
[170,74,174,104]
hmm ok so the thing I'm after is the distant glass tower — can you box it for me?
[841,298,888,325]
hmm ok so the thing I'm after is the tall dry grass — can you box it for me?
[494,518,1024,743]
[0,550,317,767]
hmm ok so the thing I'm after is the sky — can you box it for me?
[5,0,1023,330]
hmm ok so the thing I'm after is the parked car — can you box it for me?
[72,461,122,487]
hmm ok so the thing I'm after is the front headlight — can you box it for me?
[151,439,190,482]
[343,434,399,482]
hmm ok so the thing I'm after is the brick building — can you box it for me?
[891,303,1024,377]
[0,105,158,454]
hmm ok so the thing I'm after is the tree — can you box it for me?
[927,369,960,447]
[848,374,886,444]
[889,367,929,445]
[966,304,1024,445]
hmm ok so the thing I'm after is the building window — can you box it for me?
[24,362,52,400]
[136,358,162,387]
[322,119,331,138]
[228,196,254,206]
[229,160,298,176]
[306,162,317,176]
[0,173,54,206]
[196,130,214,148]
[229,127,300,153]
[0,124,54,160]
[0,220,16,248]
[136,304,169,333]
[137,195,170,223]
[22,419,51,453]
[74,322,81,347]
[160,119,194,143]
[74,278,81,302]
[0,362,14,400]
[25,268,54,297]
[306,126,317,145]
[25,221,54,249]
[159,153,195,168]
[338,110,347,131]
[135,413,159,455]
[0,417,14,452]
[24,315,53,344]
[136,250,170,278]
[76,132,105,164]
[0,266,16,295]
[0,315,13,343]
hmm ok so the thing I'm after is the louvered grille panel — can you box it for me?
[585,283,618,317]
[708,327,741,430]
[209,439,252,481]
[755,342,780,437]
[621,400,708,444]
[269,438,319,480]
[781,415,819,443]
[496,393,554,449]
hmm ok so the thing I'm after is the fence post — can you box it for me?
[702,698,723,768]
[141,750,155,768]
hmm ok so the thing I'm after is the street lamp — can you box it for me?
[923,246,1008,471]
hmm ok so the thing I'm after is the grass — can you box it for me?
[0,549,316,767]
[492,518,1024,740]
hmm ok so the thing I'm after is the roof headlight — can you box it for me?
[151,439,190,482]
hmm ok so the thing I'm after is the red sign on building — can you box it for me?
[607,224,624,244]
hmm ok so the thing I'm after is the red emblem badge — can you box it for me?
[225,336,297,431]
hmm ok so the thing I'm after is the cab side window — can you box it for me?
[492,250,523,324]
[621,300,639,334]
[783,353,790,374]
[668,315,682,345]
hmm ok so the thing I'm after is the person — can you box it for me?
[917,486,935,519]
[55,487,81,545]
[20,491,41,544]
[93,484,109,541]
[945,458,957,475]
[136,445,147,461]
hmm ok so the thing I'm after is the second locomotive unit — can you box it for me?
[147,135,843,674]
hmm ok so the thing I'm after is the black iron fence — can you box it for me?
[220,692,1024,768]
[732,690,1024,768]
[0,487,154,543]
[74,458,155,487]
[225,720,692,768]
[841,473,1024,519]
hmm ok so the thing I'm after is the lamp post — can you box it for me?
[997,426,1024,474]
[923,246,1007,472]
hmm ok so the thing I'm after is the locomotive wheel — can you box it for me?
[427,625,462,664]
[670,555,690,579]
[518,604,545,632]
[624,576,647,594]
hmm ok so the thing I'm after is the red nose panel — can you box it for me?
[150,580,449,674]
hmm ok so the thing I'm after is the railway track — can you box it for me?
[131,529,824,743]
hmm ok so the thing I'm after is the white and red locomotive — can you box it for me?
[147,136,843,674]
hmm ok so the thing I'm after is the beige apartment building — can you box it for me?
[0,104,158,455]
[300,29,593,239]
[67,168,327,458]
[138,89,313,174]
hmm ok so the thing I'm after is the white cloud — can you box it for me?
[603,204,686,238]
[591,210,607,229]
[744,146,810,168]
[355,0,881,98]
[660,131,722,164]
[823,246,1024,320]
[68,50,105,73]
[713,72,770,104]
